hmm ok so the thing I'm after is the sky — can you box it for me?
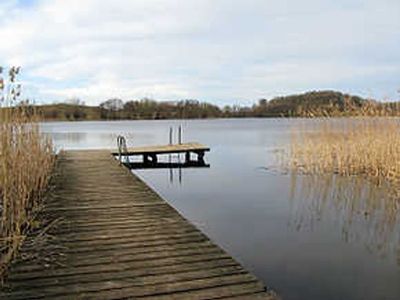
[0,0,399,106]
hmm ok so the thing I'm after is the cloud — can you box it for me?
[39,79,191,101]
[0,0,399,105]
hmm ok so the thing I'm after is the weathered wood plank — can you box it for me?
[9,260,242,289]
[13,245,225,273]
[9,254,235,282]
[4,274,261,300]
[5,266,249,299]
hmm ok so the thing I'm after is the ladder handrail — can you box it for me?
[117,135,128,164]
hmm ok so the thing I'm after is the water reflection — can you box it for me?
[288,172,400,264]
[125,153,210,186]
[126,160,210,169]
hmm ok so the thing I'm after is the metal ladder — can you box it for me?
[117,135,129,164]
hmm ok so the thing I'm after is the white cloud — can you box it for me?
[0,0,399,105]
[40,79,191,101]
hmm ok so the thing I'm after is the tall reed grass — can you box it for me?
[0,67,54,276]
[288,117,400,190]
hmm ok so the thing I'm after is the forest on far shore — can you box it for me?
[32,90,399,121]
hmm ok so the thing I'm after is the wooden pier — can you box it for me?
[113,142,210,164]
[1,150,278,299]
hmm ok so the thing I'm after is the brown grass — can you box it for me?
[0,68,54,277]
[287,117,400,189]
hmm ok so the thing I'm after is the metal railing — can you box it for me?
[117,135,128,164]
[169,125,183,145]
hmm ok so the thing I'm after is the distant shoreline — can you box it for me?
[17,90,400,121]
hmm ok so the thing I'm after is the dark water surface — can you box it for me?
[41,119,400,300]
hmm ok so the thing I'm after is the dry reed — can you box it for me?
[0,67,54,277]
[288,117,400,190]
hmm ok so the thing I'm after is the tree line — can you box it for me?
[35,90,399,121]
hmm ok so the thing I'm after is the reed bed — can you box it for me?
[0,67,54,277]
[288,117,400,190]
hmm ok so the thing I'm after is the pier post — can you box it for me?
[169,127,173,145]
[150,154,158,163]
[185,151,190,163]
[197,151,205,163]
[178,125,182,145]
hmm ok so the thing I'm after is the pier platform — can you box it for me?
[113,142,210,164]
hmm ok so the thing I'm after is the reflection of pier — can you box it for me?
[125,160,210,169]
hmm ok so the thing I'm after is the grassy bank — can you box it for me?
[0,68,54,277]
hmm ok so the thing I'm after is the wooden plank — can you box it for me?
[0,150,277,299]
[20,234,210,256]
[3,273,261,300]
[9,260,242,288]
[9,253,234,281]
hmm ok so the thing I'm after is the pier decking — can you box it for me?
[1,150,277,299]
[114,142,210,156]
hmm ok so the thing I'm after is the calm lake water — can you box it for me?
[41,119,400,300]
